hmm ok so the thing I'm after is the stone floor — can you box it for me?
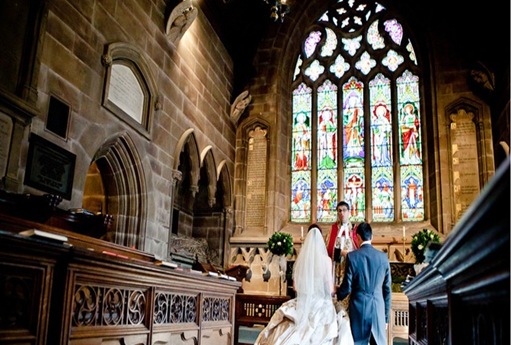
[238,325,264,344]
[237,326,409,345]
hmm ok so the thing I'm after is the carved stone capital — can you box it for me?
[190,184,199,197]
[172,169,183,183]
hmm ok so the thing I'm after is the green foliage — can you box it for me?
[267,231,294,256]
[411,228,440,264]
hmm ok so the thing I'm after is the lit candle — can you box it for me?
[301,226,304,239]
[403,226,406,239]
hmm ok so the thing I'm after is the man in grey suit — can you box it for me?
[337,222,392,345]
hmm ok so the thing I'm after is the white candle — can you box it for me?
[403,226,406,239]
[301,226,304,239]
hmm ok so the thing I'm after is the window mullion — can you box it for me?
[311,86,318,223]
[391,76,402,221]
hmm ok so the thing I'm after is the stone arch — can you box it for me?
[170,131,229,267]
[192,146,226,265]
[245,0,435,233]
[92,132,147,249]
[217,160,234,266]
[217,160,232,208]
[173,128,200,192]
[200,146,218,207]
[242,0,342,235]
[171,130,201,237]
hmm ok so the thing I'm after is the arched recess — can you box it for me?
[90,133,147,249]
[170,131,230,267]
[233,117,271,236]
[217,160,232,208]
[200,146,218,206]
[193,148,225,266]
[171,130,201,237]
[446,97,494,224]
[217,160,234,266]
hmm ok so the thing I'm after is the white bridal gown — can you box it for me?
[253,295,354,345]
[254,228,354,345]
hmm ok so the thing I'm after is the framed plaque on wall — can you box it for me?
[24,133,76,200]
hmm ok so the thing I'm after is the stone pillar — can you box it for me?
[168,169,182,239]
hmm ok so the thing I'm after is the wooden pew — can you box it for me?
[234,294,290,345]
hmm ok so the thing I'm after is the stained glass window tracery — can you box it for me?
[290,0,424,224]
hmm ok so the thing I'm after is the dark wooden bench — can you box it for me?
[234,293,291,345]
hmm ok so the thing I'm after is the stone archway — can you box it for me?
[87,133,147,249]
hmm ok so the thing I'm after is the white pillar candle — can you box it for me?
[301,226,304,239]
[403,226,406,239]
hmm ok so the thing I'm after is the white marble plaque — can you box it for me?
[107,64,144,123]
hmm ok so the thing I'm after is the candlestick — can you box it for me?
[402,226,406,261]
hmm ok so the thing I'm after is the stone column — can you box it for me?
[168,169,182,239]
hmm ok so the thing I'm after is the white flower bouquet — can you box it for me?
[411,228,440,264]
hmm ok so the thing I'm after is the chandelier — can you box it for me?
[264,0,290,22]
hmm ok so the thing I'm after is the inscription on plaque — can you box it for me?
[0,112,13,178]
[108,64,144,123]
[450,109,480,221]
[245,127,268,228]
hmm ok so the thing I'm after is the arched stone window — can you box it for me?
[290,0,424,224]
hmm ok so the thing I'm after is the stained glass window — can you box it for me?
[291,83,313,222]
[317,80,338,222]
[290,0,424,223]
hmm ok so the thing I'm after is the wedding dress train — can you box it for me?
[254,227,354,345]
[253,297,354,345]
[335,304,354,345]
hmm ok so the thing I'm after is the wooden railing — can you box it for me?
[403,158,510,345]
[0,214,241,345]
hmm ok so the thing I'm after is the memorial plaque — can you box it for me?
[107,64,144,123]
[24,134,76,200]
[0,112,13,178]
[245,127,268,228]
[450,109,480,221]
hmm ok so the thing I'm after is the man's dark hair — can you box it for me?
[356,222,372,241]
[337,201,350,210]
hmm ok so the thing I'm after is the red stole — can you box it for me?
[327,222,340,259]
[327,222,359,259]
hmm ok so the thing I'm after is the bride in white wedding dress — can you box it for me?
[254,224,354,345]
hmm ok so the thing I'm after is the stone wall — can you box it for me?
[20,0,236,258]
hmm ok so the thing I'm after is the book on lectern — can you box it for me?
[155,260,178,268]
[19,229,68,243]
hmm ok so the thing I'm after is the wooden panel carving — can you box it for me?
[154,291,198,325]
[202,296,230,322]
[72,284,148,327]
[0,215,240,345]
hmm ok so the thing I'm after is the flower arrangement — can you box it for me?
[267,231,294,256]
[411,228,440,264]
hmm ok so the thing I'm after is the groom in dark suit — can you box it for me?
[337,222,392,345]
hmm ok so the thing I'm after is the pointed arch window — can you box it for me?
[290,0,424,224]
